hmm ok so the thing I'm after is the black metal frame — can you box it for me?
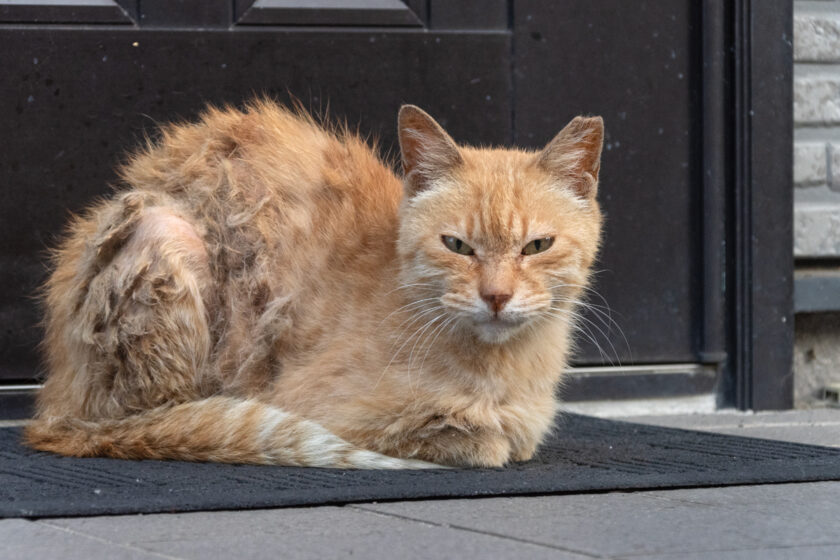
[695,0,794,410]
[726,0,794,409]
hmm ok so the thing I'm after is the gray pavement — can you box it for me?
[2,408,839,559]
[617,407,840,448]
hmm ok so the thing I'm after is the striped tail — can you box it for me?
[23,396,440,469]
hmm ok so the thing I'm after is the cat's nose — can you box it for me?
[480,292,512,314]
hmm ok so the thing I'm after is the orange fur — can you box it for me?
[25,99,604,468]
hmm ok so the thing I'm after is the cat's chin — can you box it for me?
[473,318,526,344]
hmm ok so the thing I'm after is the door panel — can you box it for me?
[515,1,701,364]
[0,1,136,23]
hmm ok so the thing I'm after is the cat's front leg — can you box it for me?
[438,426,512,467]
[400,413,513,468]
[500,400,558,463]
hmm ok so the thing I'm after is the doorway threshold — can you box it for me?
[559,394,718,418]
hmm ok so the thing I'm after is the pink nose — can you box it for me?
[480,292,512,314]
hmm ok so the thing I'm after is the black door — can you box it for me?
[0,1,792,412]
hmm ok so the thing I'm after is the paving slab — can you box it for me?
[644,481,840,517]
[615,408,840,447]
[0,519,164,560]
[45,505,588,560]
[628,543,840,560]
[618,407,840,427]
[357,481,840,558]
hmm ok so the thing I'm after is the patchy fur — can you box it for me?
[25,99,604,468]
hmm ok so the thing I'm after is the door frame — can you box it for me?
[723,0,794,410]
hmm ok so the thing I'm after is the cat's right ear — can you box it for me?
[398,105,462,197]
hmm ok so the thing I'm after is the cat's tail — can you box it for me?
[23,396,440,469]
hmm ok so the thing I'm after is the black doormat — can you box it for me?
[2,414,840,519]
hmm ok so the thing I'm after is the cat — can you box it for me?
[24,99,604,468]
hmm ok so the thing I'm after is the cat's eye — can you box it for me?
[522,237,554,256]
[441,235,475,256]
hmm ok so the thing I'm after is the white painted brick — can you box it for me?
[794,73,840,124]
[794,202,840,256]
[795,142,828,186]
[795,12,840,62]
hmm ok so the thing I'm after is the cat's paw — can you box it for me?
[510,447,537,462]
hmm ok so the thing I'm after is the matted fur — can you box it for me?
[25,99,604,468]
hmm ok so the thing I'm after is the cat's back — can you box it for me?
[111,99,404,294]
[120,100,402,231]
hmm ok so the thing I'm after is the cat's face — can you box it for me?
[397,107,603,344]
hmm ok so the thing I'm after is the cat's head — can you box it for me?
[396,106,603,345]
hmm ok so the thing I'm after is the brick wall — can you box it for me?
[793,0,840,406]
[794,1,840,256]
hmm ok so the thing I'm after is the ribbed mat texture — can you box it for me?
[2,414,840,518]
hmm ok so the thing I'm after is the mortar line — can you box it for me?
[348,504,609,559]
[616,540,840,559]
[36,519,186,560]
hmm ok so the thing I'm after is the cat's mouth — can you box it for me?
[482,315,522,326]
[473,315,527,343]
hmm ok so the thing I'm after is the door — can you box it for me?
[0,1,792,414]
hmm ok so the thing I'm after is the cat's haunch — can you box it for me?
[25,99,604,468]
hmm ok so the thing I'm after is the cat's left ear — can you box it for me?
[398,105,462,198]
[537,116,604,199]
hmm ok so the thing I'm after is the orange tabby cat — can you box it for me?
[24,100,604,468]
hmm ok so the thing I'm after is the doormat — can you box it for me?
[2,414,840,519]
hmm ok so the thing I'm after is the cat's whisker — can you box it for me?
[513,296,554,310]
[575,317,620,366]
[405,312,448,374]
[539,310,614,366]
[550,295,630,358]
[413,315,451,363]
[562,300,627,350]
[440,295,484,316]
[403,312,448,394]
[415,314,458,373]
[375,306,446,391]
[540,307,620,366]
[539,306,608,356]
[388,304,444,344]
[384,282,441,296]
[550,295,613,314]
[373,305,443,391]
[550,303,620,360]
[551,295,612,323]
[550,282,614,312]
[377,296,441,328]
[515,306,549,317]
[549,281,625,338]
[388,312,437,348]
[440,295,474,308]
